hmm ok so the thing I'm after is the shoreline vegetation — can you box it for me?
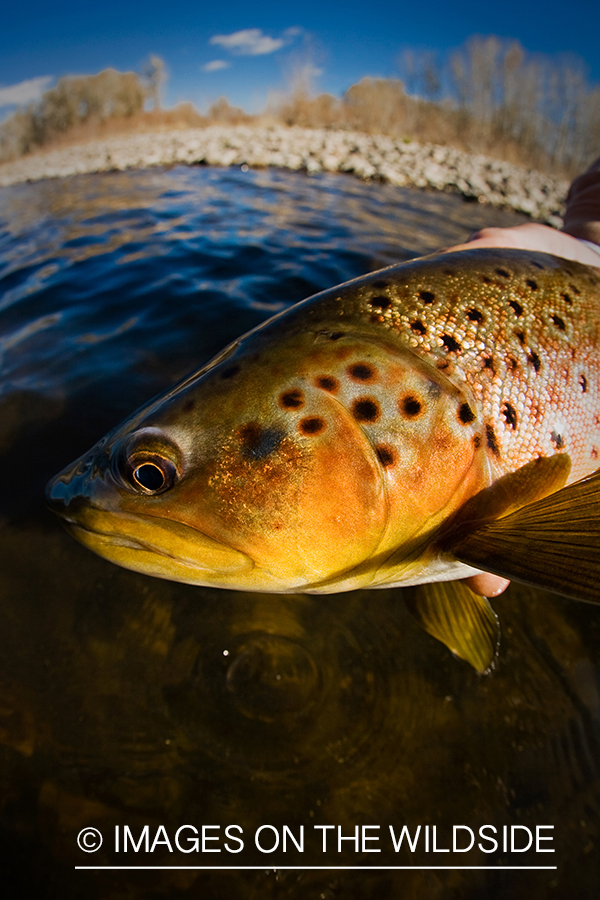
[1,36,598,221]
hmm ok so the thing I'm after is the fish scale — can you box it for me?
[333,250,600,482]
[46,248,600,669]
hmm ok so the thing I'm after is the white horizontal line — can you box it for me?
[75,866,558,871]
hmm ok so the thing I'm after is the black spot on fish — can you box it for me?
[473,435,482,448]
[528,351,541,373]
[400,395,423,418]
[410,319,427,334]
[441,334,461,353]
[502,402,518,430]
[531,261,545,270]
[458,403,475,424]
[486,424,500,456]
[299,417,326,436]
[508,299,523,317]
[352,398,380,423]
[580,374,588,393]
[375,444,396,467]
[182,398,195,413]
[592,447,599,460]
[221,365,241,380]
[506,356,519,373]
[569,284,581,295]
[238,423,284,459]
[372,279,390,290]
[482,356,495,375]
[495,268,510,278]
[466,308,484,323]
[551,430,564,449]
[349,362,376,382]
[279,389,304,410]
[316,375,339,392]
[480,275,493,284]
[443,269,456,277]
[369,295,392,310]
[514,329,526,346]
[526,279,538,290]
[561,292,573,306]
[318,330,345,341]
[551,314,566,331]
[419,290,436,304]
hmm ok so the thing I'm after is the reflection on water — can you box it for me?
[1,166,599,898]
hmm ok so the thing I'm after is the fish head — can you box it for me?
[47,282,490,593]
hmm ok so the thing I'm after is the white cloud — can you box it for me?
[202,60,230,72]
[0,75,53,108]
[209,28,289,56]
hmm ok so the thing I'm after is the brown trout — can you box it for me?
[46,248,600,670]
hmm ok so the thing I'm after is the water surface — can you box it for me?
[1,165,599,899]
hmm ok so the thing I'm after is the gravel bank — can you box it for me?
[0,125,568,224]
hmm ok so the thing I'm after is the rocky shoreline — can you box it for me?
[0,125,568,224]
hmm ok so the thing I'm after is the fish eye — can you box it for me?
[113,428,182,495]
[124,452,178,495]
[133,460,170,492]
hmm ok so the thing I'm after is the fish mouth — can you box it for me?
[58,508,254,580]
[65,521,167,555]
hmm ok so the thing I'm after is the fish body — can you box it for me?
[47,249,600,606]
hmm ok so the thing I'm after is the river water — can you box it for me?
[1,165,599,899]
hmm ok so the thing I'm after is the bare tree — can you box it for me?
[143,55,167,110]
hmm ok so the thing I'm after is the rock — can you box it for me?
[0,125,569,223]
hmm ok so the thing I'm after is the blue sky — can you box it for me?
[1,0,600,116]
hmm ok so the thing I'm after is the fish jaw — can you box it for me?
[46,456,255,587]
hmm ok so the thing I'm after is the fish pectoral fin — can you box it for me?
[449,468,600,603]
[442,453,572,534]
[406,580,500,673]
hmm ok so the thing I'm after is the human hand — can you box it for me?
[443,221,600,266]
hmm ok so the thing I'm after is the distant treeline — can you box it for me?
[275,36,600,177]
[1,37,598,176]
[0,58,169,162]
[0,69,146,160]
